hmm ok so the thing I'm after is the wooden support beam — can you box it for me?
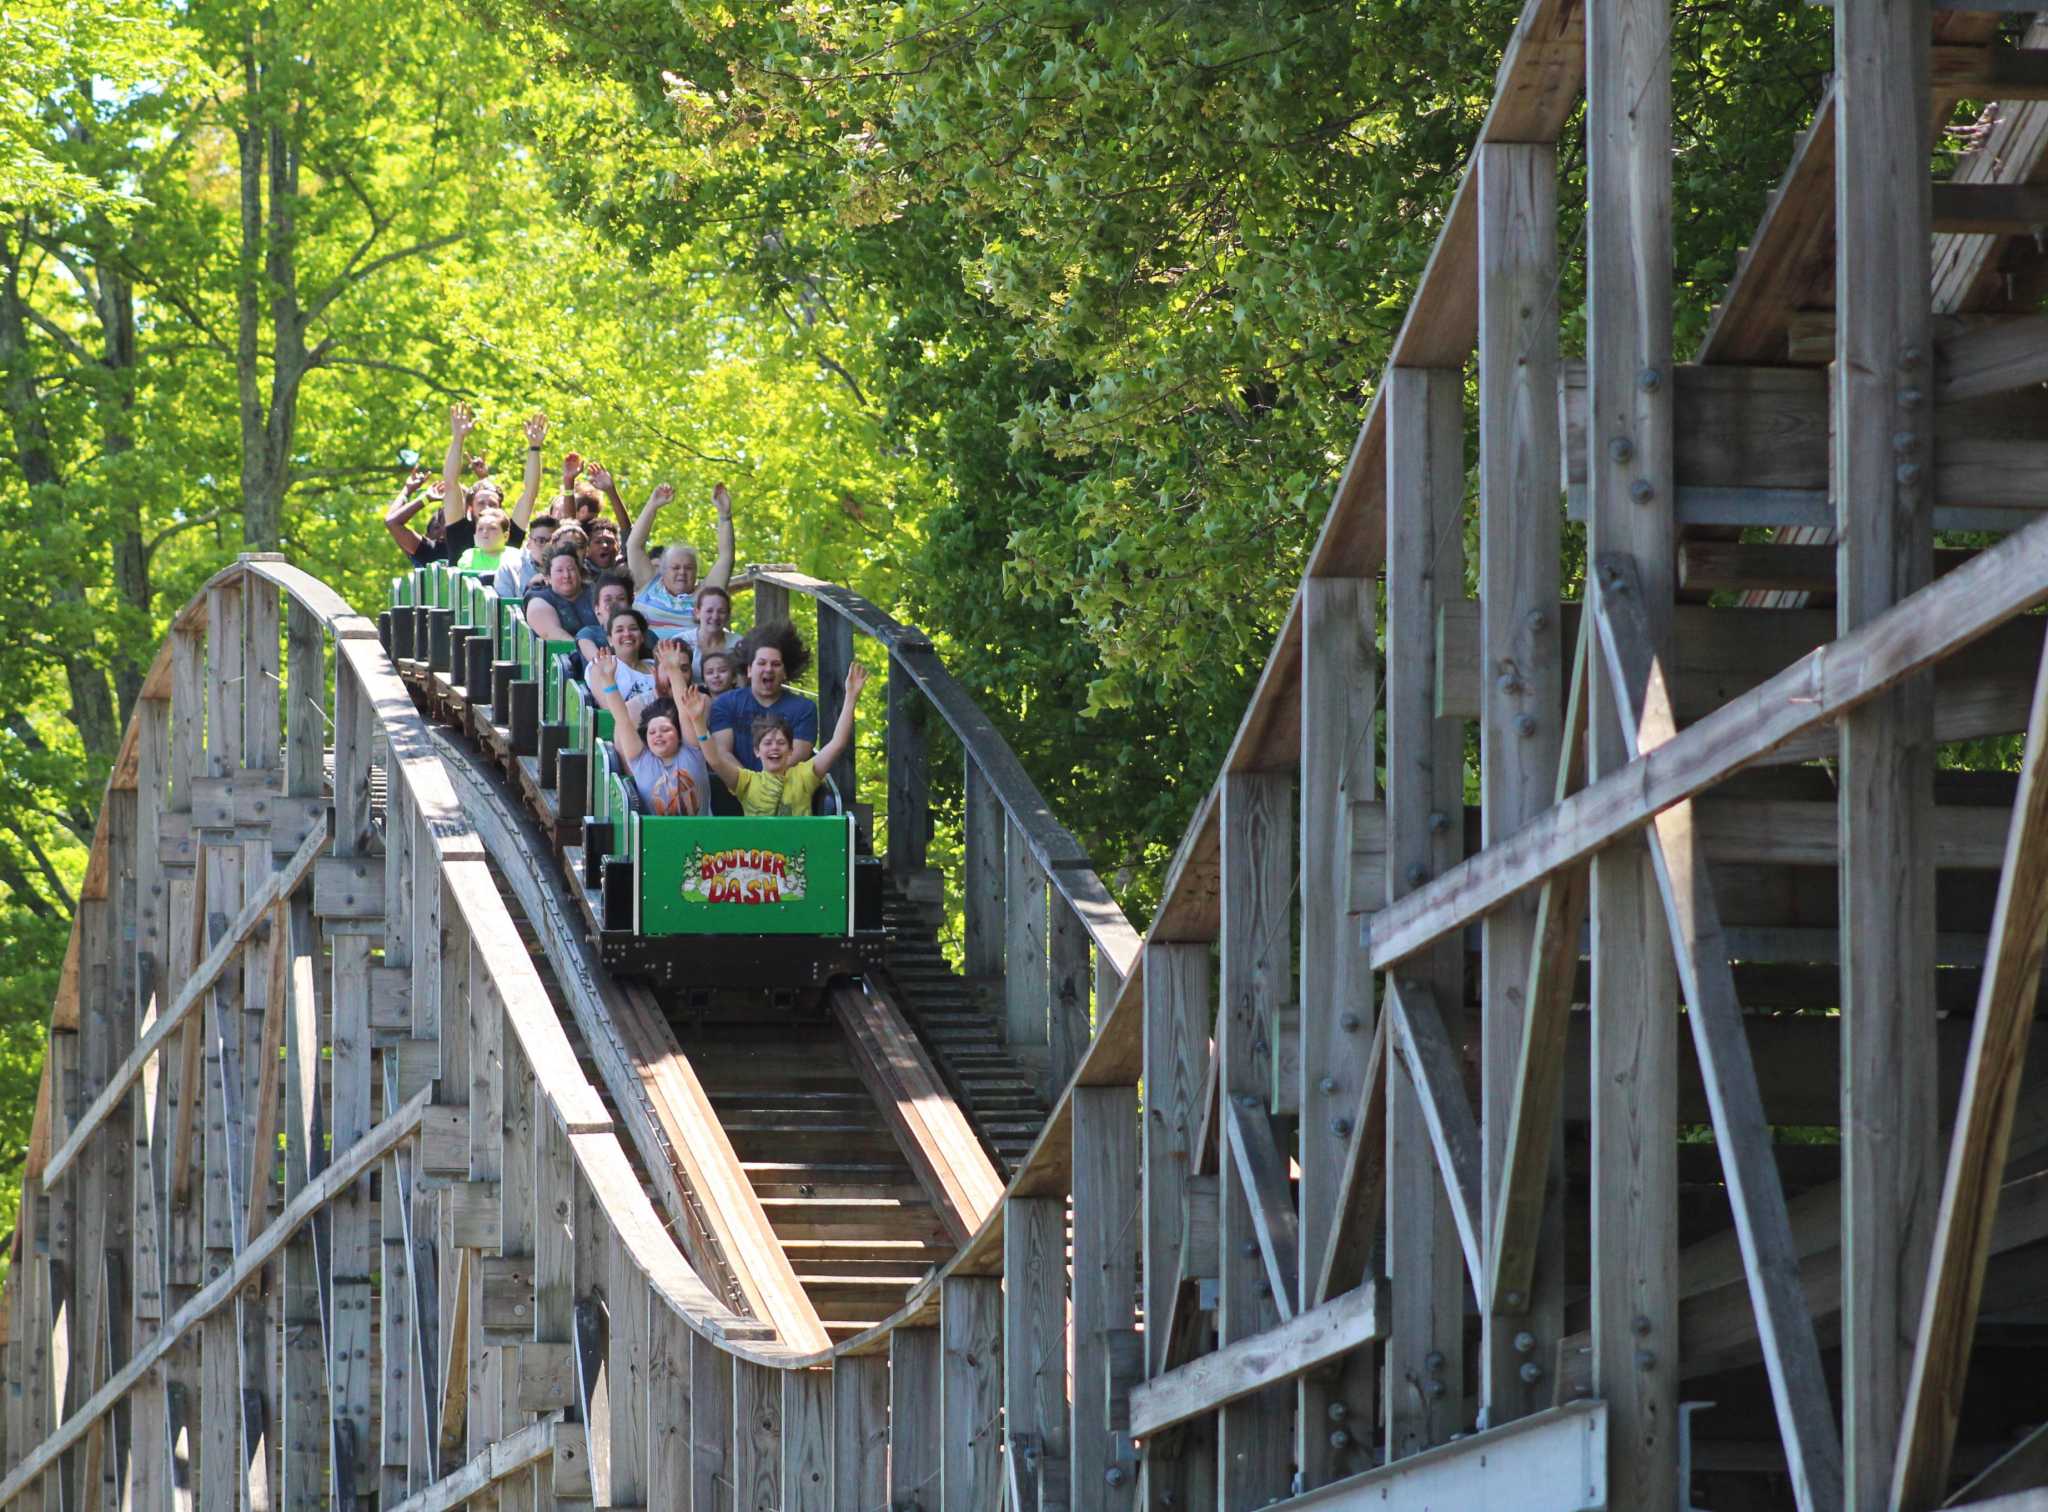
[886,1326,939,1512]
[1382,361,1468,1459]
[1476,132,1566,1434]
[963,761,1004,979]
[1005,815,1051,1070]
[1930,42,2048,97]
[1297,571,1380,1487]
[1003,1195,1068,1511]
[1838,0,1938,1500]
[1382,982,1483,1286]
[1678,542,1976,595]
[43,822,329,1190]
[1591,557,1844,1512]
[831,1354,888,1512]
[1070,1086,1138,1512]
[1311,1014,1388,1310]
[1217,771,1294,1498]
[941,1279,1002,1511]
[814,603,856,806]
[1938,315,2048,403]
[1585,0,1679,1502]
[1222,1099,1300,1322]
[1140,943,1207,1377]
[1931,182,2048,235]
[1129,1281,1387,1441]
[885,655,930,878]
[734,1359,782,1512]
[1893,641,2048,1507]
[783,1369,831,1512]
[0,1089,431,1504]
[689,1329,732,1512]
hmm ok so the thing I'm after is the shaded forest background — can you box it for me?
[0,0,1840,1242]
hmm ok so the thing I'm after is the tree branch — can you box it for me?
[3,824,74,915]
[144,281,236,360]
[144,508,233,562]
[307,351,467,398]
[303,231,464,325]
[20,306,95,367]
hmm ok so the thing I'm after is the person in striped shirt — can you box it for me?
[628,480,736,643]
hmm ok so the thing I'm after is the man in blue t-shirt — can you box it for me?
[709,635,818,770]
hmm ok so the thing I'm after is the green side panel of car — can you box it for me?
[636,815,854,937]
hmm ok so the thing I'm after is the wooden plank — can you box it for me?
[1140,945,1208,1377]
[1217,770,1294,1497]
[1585,0,1678,1503]
[42,821,330,1189]
[829,1354,887,1512]
[1893,641,2048,1506]
[1937,315,2048,403]
[1311,1014,1389,1309]
[1130,1281,1387,1440]
[814,604,856,804]
[1476,135,1565,1431]
[1837,0,1938,1500]
[0,1089,433,1504]
[1382,361,1468,1461]
[1222,1100,1300,1322]
[690,1329,734,1512]
[963,762,1006,978]
[941,1277,1002,1512]
[606,1242,649,1504]
[1591,558,1843,1511]
[829,982,1005,1244]
[1484,622,1591,1320]
[1048,894,1093,1093]
[1931,182,2048,235]
[1296,569,1382,1482]
[782,1369,832,1512]
[734,1360,782,1511]
[1004,1194,1068,1509]
[1070,1086,1138,1512]
[885,656,930,877]
[1005,815,1051,1060]
[887,1326,940,1511]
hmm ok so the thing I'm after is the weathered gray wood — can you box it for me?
[887,1325,940,1512]
[1297,572,1379,1487]
[606,1241,649,1504]
[1937,314,2048,403]
[782,1369,832,1512]
[963,761,1005,981]
[1070,1086,1138,1512]
[886,656,930,878]
[829,1354,887,1512]
[690,1328,733,1512]
[1048,893,1093,1094]
[1382,981,1483,1286]
[1837,0,1937,1502]
[1382,362,1468,1460]
[1476,135,1565,1432]
[1585,0,1680,1501]
[1894,641,2048,1506]
[814,604,856,805]
[1223,1099,1300,1321]
[733,1359,781,1512]
[1140,944,1208,1379]
[1005,816,1051,1065]
[1217,771,1293,1499]
[941,1277,1002,1512]
[1592,558,1843,1512]
[1004,1194,1068,1502]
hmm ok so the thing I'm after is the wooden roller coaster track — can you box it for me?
[9,0,2048,1507]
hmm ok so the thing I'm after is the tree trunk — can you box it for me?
[101,261,150,720]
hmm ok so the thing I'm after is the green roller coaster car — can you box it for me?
[383,562,887,988]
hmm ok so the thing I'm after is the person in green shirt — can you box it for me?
[454,507,515,574]
[679,661,867,817]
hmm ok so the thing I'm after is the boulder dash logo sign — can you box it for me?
[681,845,809,906]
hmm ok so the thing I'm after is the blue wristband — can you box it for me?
[593,684,618,695]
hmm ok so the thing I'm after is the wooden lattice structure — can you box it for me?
[7,0,2048,1507]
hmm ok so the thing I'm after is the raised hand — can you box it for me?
[450,402,477,439]
[655,638,689,671]
[427,480,447,499]
[470,454,491,479]
[562,451,583,488]
[679,683,711,729]
[712,482,732,517]
[524,412,549,447]
[844,660,868,700]
[405,466,428,494]
[588,646,618,687]
[648,483,675,511]
[588,462,614,493]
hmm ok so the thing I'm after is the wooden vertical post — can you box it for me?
[1070,1087,1139,1512]
[963,764,1004,980]
[783,1368,832,1512]
[498,1029,538,1512]
[1382,364,1469,1459]
[280,897,327,1512]
[885,657,930,879]
[689,1329,733,1512]
[1218,771,1292,1501]
[1585,0,1679,1498]
[1836,0,1936,1502]
[815,604,856,806]
[1003,1196,1068,1497]
[889,1325,940,1510]
[130,693,171,1512]
[606,1245,649,1506]
[1048,895,1093,1094]
[830,1353,888,1512]
[1141,944,1208,1376]
[941,1276,1002,1512]
[1476,139,1565,1431]
[645,1303,690,1512]
[1297,575,1380,1486]
[1004,819,1050,1083]
[753,578,790,628]
[733,1358,782,1511]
